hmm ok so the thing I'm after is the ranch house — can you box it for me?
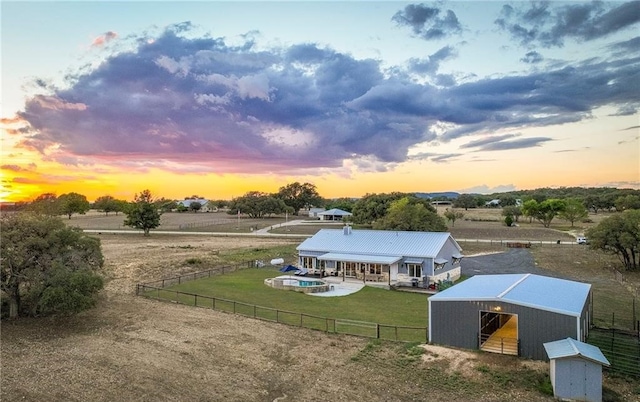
[296,227,463,286]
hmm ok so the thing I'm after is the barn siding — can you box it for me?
[429,299,580,360]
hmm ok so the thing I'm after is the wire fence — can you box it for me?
[135,262,428,343]
[136,258,639,375]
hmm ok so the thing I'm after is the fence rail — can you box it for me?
[588,327,640,377]
[136,283,428,343]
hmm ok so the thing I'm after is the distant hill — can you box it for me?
[414,192,461,199]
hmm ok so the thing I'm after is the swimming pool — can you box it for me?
[264,275,330,294]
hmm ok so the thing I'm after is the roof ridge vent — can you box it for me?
[497,273,531,299]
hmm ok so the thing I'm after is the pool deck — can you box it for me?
[307,277,365,297]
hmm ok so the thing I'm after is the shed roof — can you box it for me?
[429,273,591,317]
[318,208,352,216]
[297,229,460,258]
[544,337,610,366]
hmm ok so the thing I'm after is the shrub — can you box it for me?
[505,215,514,227]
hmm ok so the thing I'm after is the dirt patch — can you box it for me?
[421,344,480,378]
[2,230,638,402]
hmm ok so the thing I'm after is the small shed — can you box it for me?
[544,337,610,402]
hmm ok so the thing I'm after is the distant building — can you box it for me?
[307,207,325,218]
[317,208,352,221]
[177,199,214,212]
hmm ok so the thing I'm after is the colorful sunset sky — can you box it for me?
[1,1,639,203]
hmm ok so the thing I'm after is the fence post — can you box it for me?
[633,297,636,331]
[194,294,197,307]
[233,301,236,314]
[276,310,279,323]
[300,314,303,327]
[395,326,398,341]
[213,297,216,310]
[253,305,256,318]
[376,324,380,339]
[426,327,428,343]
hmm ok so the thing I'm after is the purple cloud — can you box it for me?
[11,22,639,175]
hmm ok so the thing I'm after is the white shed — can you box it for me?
[543,337,610,402]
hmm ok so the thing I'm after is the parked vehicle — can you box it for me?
[576,236,588,245]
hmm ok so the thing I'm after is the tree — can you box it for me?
[154,198,178,213]
[587,210,640,271]
[534,199,566,228]
[352,192,408,224]
[502,205,522,222]
[228,191,287,218]
[189,201,202,213]
[559,198,588,227]
[521,199,539,223]
[27,193,60,216]
[324,197,356,212]
[499,195,517,207]
[453,194,476,210]
[443,208,464,227]
[373,197,447,232]
[504,215,514,227]
[275,182,322,215]
[57,192,91,219]
[94,195,119,216]
[123,189,162,236]
[615,195,640,211]
[1,213,104,318]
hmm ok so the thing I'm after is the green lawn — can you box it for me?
[152,268,430,329]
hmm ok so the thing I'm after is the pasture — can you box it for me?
[2,209,639,401]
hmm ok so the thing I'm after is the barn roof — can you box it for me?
[429,273,591,317]
[544,338,610,366]
[297,229,460,258]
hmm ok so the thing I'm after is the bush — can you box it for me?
[504,215,514,227]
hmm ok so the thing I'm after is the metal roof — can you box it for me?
[317,253,401,264]
[544,337,610,366]
[429,274,591,317]
[318,208,352,216]
[297,229,460,258]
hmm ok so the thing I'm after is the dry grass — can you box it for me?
[2,211,639,402]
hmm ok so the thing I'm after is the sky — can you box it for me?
[1,1,639,203]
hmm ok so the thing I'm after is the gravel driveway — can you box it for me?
[460,248,551,277]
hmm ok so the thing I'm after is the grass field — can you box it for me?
[5,210,640,401]
[148,267,430,328]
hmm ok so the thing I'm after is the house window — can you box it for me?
[369,263,382,275]
[452,255,463,265]
[407,263,422,278]
[435,262,446,270]
[301,257,314,269]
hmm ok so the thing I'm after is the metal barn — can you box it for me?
[428,274,592,360]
